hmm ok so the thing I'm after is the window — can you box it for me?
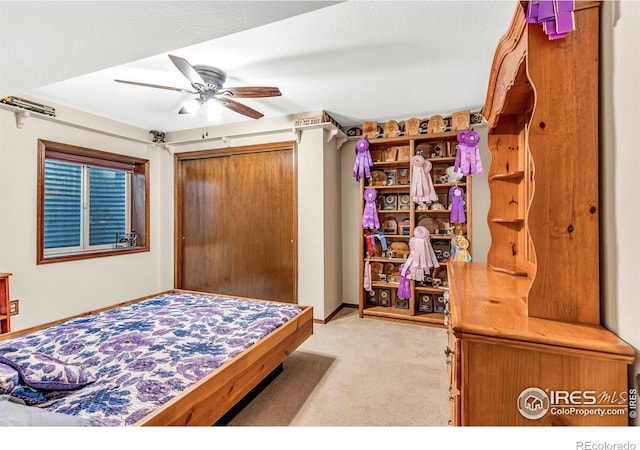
[37,140,149,264]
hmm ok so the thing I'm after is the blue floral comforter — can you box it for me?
[0,291,302,426]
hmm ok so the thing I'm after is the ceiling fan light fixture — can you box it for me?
[206,101,223,121]
[179,98,202,115]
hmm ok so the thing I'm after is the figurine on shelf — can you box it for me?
[400,226,440,282]
[410,155,438,207]
[454,130,483,177]
[353,138,373,182]
[362,187,380,230]
[450,234,472,262]
[449,185,466,223]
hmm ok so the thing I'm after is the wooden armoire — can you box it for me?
[446,1,634,426]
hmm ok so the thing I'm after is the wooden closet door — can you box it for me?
[178,146,297,303]
[180,156,231,294]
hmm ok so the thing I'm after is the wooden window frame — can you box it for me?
[37,139,150,264]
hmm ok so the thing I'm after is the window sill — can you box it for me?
[37,246,149,265]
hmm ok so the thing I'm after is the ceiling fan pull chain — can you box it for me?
[202,104,209,139]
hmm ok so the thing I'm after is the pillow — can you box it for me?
[0,363,48,405]
[0,362,18,392]
[0,352,96,391]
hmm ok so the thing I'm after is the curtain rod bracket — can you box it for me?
[15,111,30,129]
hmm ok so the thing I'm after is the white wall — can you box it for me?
[340,140,361,306]
[600,1,640,419]
[471,126,491,263]
[0,107,169,331]
[323,129,343,318]
[297,127,328,320]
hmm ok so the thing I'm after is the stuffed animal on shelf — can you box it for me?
[353,138,373,181]
[454,130,483,177]
[400,226,439,282]
[410,155,438,206]
[361,187,380,230]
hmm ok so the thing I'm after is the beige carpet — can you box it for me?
[228,307,450,426]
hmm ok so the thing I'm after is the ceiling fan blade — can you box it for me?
[220,98,264,119]
[114,79,197,94]
[219,86,282,98]
[168,54,206,87]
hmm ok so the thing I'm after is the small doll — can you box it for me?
[450,234,472,262]
[353,138,373,181]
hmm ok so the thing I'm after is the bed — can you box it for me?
[0,289,313,426]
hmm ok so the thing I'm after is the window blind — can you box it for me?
[43,160,82,249]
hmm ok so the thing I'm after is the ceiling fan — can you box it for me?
[115,54,281,119]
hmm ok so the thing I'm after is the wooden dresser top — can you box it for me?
[447,262,634,361]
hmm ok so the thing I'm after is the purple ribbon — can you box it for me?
[526,0,575,40]
[455,130,483,177]
[397,263,411,299]
[362,187,380,230]
[454,130,467,175]
[449,186,466,224]
[353,138,373,181]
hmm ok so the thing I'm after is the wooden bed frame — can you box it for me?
[0,289,314,426]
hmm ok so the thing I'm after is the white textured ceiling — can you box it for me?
[1,1,517,132]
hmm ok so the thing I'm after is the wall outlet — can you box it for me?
[9,300,18,316]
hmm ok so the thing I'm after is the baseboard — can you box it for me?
[314,303,359,325]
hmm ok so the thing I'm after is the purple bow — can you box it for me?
[362,187,380,230]
[449,186,466,224]
[353,138,373,181]
[397,263,411,299]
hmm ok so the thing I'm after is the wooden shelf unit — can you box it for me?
[359,130,472,327]
[0,273,12,334]
[446,1,634,426]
